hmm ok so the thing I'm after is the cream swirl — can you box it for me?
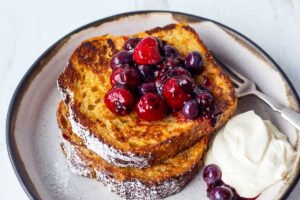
[205,111,295,198]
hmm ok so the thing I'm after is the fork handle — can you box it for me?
[253,90,300,130]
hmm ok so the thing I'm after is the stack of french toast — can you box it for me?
[56,23,237,199]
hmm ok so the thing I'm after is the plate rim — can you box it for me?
[6,10,300,200]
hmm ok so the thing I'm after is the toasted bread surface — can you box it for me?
[58,24,237,168]
[58,102,209,199]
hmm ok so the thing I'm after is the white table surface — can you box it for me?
[1,0,300,199]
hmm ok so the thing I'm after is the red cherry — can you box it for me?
[104,88,134,116]
[162,78,191,110]
[133,37,161,65]
[136,93,167,121]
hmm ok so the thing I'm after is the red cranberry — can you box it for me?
[138,65,155,82]
[182,100,199,119]
[124,37,141,50]
[136,93,167,121]
[162,78,191,110]
[133,37,161,65]
[203,164,222,186]
[104,88,134,116]
[164,45,179,58]
[209,186,234,200]
[138,82,157,95]
[185,51,203,74]
[196,88,213,107]
[110,50,133,70]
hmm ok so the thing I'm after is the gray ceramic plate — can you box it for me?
[6,11,300,200]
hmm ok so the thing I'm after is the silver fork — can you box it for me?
[217,59,300,130]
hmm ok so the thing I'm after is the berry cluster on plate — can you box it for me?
[203,164,253,200]
[105,36,215,121]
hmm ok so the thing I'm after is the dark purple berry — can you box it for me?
[196,89,213,107]
[200,105,215,119]
[154,37,165,55]
[182,100,199,119]
[156,58,185,76]
[124,37,141,50]
[138,82,157,95]
[164,45,179,58]
[176,75,195,93]
[111,66,140,89]
[138,65,155,82]
[209,186,234,200]
[185,51,203,74]
[203,164,222,186]
[168,67,191,77]
[110,50,133,70]
[164,57,184,67]
[123,67,141,88]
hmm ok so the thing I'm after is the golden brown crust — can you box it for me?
[57,23,237,168]
[57,102,209,199]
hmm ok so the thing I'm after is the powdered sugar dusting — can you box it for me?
[61,137,196,200]
[62,138,93,177]
[95,171,184,200]
[68,108,151,168]
[59,86,152,168]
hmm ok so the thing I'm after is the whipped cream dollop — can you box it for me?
[205,111,296,198]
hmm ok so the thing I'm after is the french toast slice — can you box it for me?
[58,23,237,168]
[57,102,209,200]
